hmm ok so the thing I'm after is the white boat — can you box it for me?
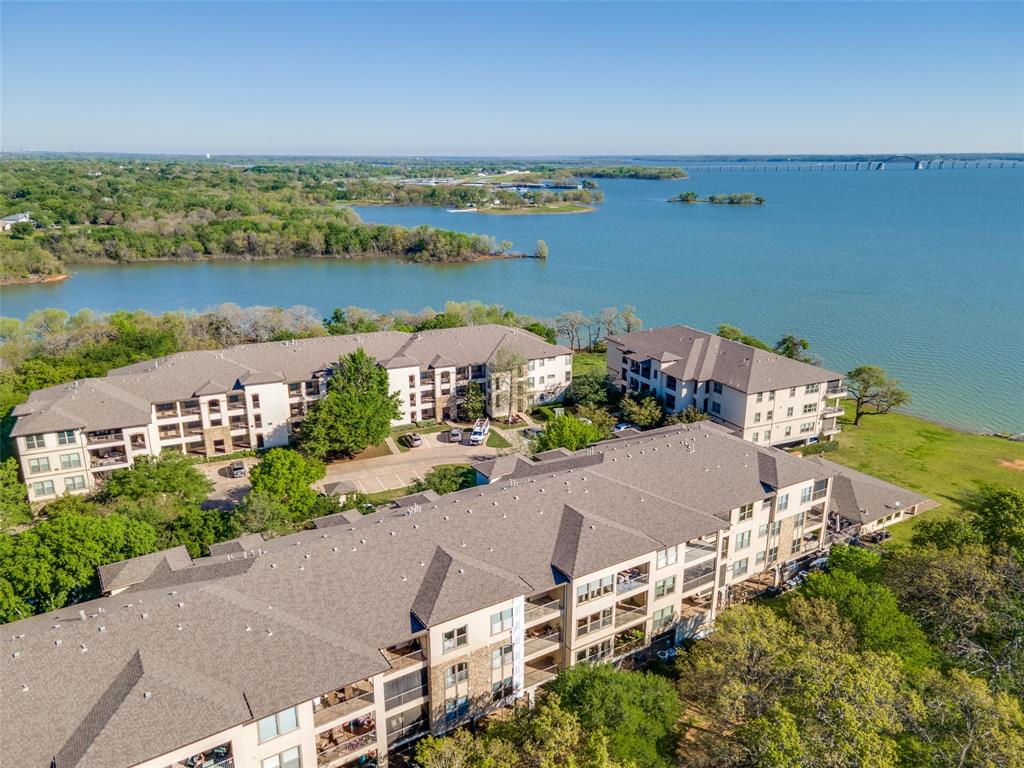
[446,204,477,213]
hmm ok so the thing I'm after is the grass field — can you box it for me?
[572,351,606,377]
[826,402,1024,546]
[486,429,512,449]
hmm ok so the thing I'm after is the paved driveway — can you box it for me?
[321,431,499,494]
[197,456,259,509]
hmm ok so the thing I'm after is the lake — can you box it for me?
[1,166,1022,433]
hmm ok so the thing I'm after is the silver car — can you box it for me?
[449,428,463,444]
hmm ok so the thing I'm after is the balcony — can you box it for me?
[524,625,561,657]
[86,430,123,446]
[384,685,427,711]
[524,596,561,624]
[826,385,847,398]
[683,540,718,564]
[89,451,129,469]
[168,743,233,767]
[382,640,425,671]
[615,568,649,595]
[524,656,560,688]
[386,717,428,748]
[316,718,376,768]
[822,425,842,437]
[314,684,375,727]
[822,406,844,419]
[613,627,647,659]
[682,562,716,594]
[614,603,647,628]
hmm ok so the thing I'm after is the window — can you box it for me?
[653,606,675,633]
[751,432,759,443]
[768,391,775,401]
[736,531,751,549]
[665,375,677,390]
[262,747,300,768]
[59,453,82,470]
[753,412,761,423]
[491,644,513,670]
[800,486,812,504]
[766,411,773,420]
[56,430,76,445]
[800,421,815,434]
[251,394,261,409]
[733,558,749,577]
[763,430,771,442]
[258,706,298,743]
[770,521,782,535]
[28,457,50,474]
[792,538,802,553]
[576,608,613,637]
[786,406,794,417]
[492,676,514,701]
[789,387,796,397]
[802,402,818,414]
[738,503,754,522]
[445,662,469,687]
[64,475,86,492]
[758,523,769,537]
[712,382,723,394]
[665,393,676,410]
[756,392,763,403]
[655,576,676,597]
[490,608,513,635]
[777,494,789,511]
[575,639,613,664]
[657,545,678,568]
[576,575,614,604]
[755,551,766,564]
[442,626,467,652]
[805,383,820,394]
[762,499,773,512]
[527,377,535,388]
[31,480,55,497]
[795,512,805,528]
[445,695,469,722]
[767,546,778,563]
[711,402,721,414]
[24,434,45,450]
[812,478,828,500]
[785,426,792,437]
[564,371,571,383]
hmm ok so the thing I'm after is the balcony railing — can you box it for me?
[826,385,847,398]
[524,598,561,623]
[615,605,647,628]
[314,690,375,726]
[383,644,425,670]
[576,615,613,637]
[524,629,561,656]
[387,719,428,747]
[524,663,559,687]
[682,572,715,594]
[89,453,129,468]
[86,431,123,445]
[616,573,649,595]
[384,687,428,711]
[683,541,717,563]
[317,729,376,767]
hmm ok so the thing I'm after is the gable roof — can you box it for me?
[609,325,843,393]
[806,456,932,524]
[412,546,530,626]
[551,505,660,578]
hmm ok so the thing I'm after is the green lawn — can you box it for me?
[826,402,1024,546]
[572,351,606,377]
[365,485,414,506]
[486,428,512,449]
[392,422,449,452]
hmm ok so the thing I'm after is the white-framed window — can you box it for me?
[800,421,815,433]
[56,430,76,445]
[795,512,805,528]
[28,457,50,474]
[768,391,775,401]
[575,639,612,663]
[442,625,468,652]
[789,387,796,397]
[491,644,513,670]
[31,480,55,497]
[786,406,794,417]
[753,412,761,423]
[64,475,86,492]
[60,453,82,470]
[758,523,769,537]
[763,430,771,441]
[653,606,674,633]
[762,499,772,512]
[751,432,759,442]
[257,706,299,743]
[262,746,300,768]
[445,662,469,687]
[24,434,45,450]
[777,494,789,511]
[770,521,782,535]
[785,426,792,437]
[736,531,751,549]
[792,537,802,553]
[576,608,613,637]
[738,503,754,522]
[768,545,779,563]
[756,393,763,403]
[445,694,469,722]
[490,608,513,635]
[755,551,766,564]
[800,486,812,504]
[733,558,749,577]
[656,545,678,568]
[805,383,820,394]
[576,575,614,604]
[803,402,818,414]
[655,576,676,597]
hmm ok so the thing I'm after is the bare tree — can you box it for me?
[555,311,585,350]
[492,346,528,423]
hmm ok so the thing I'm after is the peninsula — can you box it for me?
[670,191,765,204]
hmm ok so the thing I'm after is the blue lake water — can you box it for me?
[1,167,1022,433]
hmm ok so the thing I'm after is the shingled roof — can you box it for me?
[3,422,828,768]
[608,325,843,393]
[805,456,932,525]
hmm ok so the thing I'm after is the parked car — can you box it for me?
[407,433,424,448]
[229,460,246,478]
[449,428,463,444]
[614,422,638,432]
[524,426,544,439]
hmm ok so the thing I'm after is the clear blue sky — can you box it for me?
[2,1,1021,155]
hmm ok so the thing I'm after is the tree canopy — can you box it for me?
[846,365,911,425]
[535,414,607,452]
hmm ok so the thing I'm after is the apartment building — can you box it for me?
[606,326,847,447]
[2,421,855,768]
[10,325,572,502]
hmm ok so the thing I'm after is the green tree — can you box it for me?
[459,381,486,421]
[492,346,527,423]
[248,448,325,522]
[414,464,476,495]
[661,404,709,425]
[298,348,401,459]
[827,542,883,581]
[846,365,911,425]
[569,372,616,408]
[534,239,549,259]
[547,664,679,768]
[910,516,985,550]
[962,486,1024,555]
[716,324,772,351]
[102,453,212,508]
[0,510,157,620]
[773,334,812,363]
[620,392,662,428]
[0,457,31,529]
[522,321,557,345]
[234,489,294,537]
[535,414,607,452]
[162,507,238,558]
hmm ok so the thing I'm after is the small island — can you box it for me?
[669,192,765,205]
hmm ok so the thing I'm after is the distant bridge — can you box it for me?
[684,157,1020,172]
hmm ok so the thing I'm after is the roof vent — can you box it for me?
[79,610,86,621]
[143,691,152,700]
[98,626,106,633]
[458,568,465,574]
[271,563,277,569]
[304,554,311,560]
[177,602,184,608]
[266,629,273,636]
[20,685,27,692]
[141,613,149,620]
[11,651,20,659]
[80,645,87,653]
[332,547,338,552]
[54,640,62,647]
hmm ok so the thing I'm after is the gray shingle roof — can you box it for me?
[2,422,827,768]
[805,456,932,524]
[609,326,843,392]
[11,326,568,437]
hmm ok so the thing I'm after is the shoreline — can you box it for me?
[347,201,595,215]
[0,273,70,287]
